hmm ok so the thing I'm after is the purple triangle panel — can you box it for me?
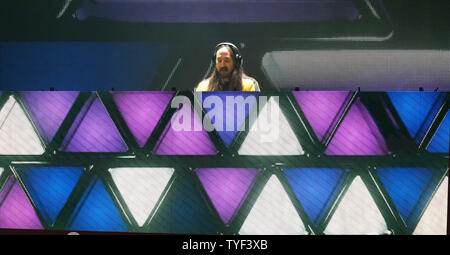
[292,91,350,142]
[0,176,44,230]
[60,95,128,152]
[20,91,79,144]
[153,104,217,155]
[196,168,259,225]
[325,98,389,155]
[111,91,174,147]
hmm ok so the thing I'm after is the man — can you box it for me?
[196,42,260,91]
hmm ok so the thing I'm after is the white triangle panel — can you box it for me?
[238,97,304,155]
[0,97,45,155]
[109,167,175,227]
[413,176,448,235]
[239,175,307,235]
[324,176,388,235]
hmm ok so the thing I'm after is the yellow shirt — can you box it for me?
[196,78,258,91]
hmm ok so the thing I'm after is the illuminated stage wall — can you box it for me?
[0,91,448,235]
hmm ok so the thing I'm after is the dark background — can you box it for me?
[0,0,448,91]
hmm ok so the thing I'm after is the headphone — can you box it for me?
[211,42,243,68]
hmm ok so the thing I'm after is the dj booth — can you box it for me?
[0,90,448,235]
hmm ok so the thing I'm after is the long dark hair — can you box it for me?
[206,45,243,91]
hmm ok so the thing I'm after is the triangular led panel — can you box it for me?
[325,98,389,155]
[59,95,128,152]
[67,175,128,232]
[376,167,443,228]
[238,97,304,155]
[324,176,388,235]
[387,92,445,143]
[239,175,306,235]
[16,166,84,227]
[109,167,174,227]
[427,111,449,153]
[0,97,45,155]
[195,168,259,226]
[199,92,258,147]
[0,176,44,229]
[148,171,221,234]
[153,103,216,155]
[111,92,174,147]
[413,176,448,235]
[20,91,79,144]
[292,91,350,142]
[284,168,348,226]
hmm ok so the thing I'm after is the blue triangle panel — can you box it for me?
[200,92,259,147]
[387,92,445,143]
[148,173,219,234]
[376,168,444,228]
[67,176,128,232]
[427,111,450,153]
[284,168,348,226]
[16,166,84,227]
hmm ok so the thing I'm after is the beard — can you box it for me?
[217,67,232,85]
[209,65,242,91]
[218,66,232,77]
